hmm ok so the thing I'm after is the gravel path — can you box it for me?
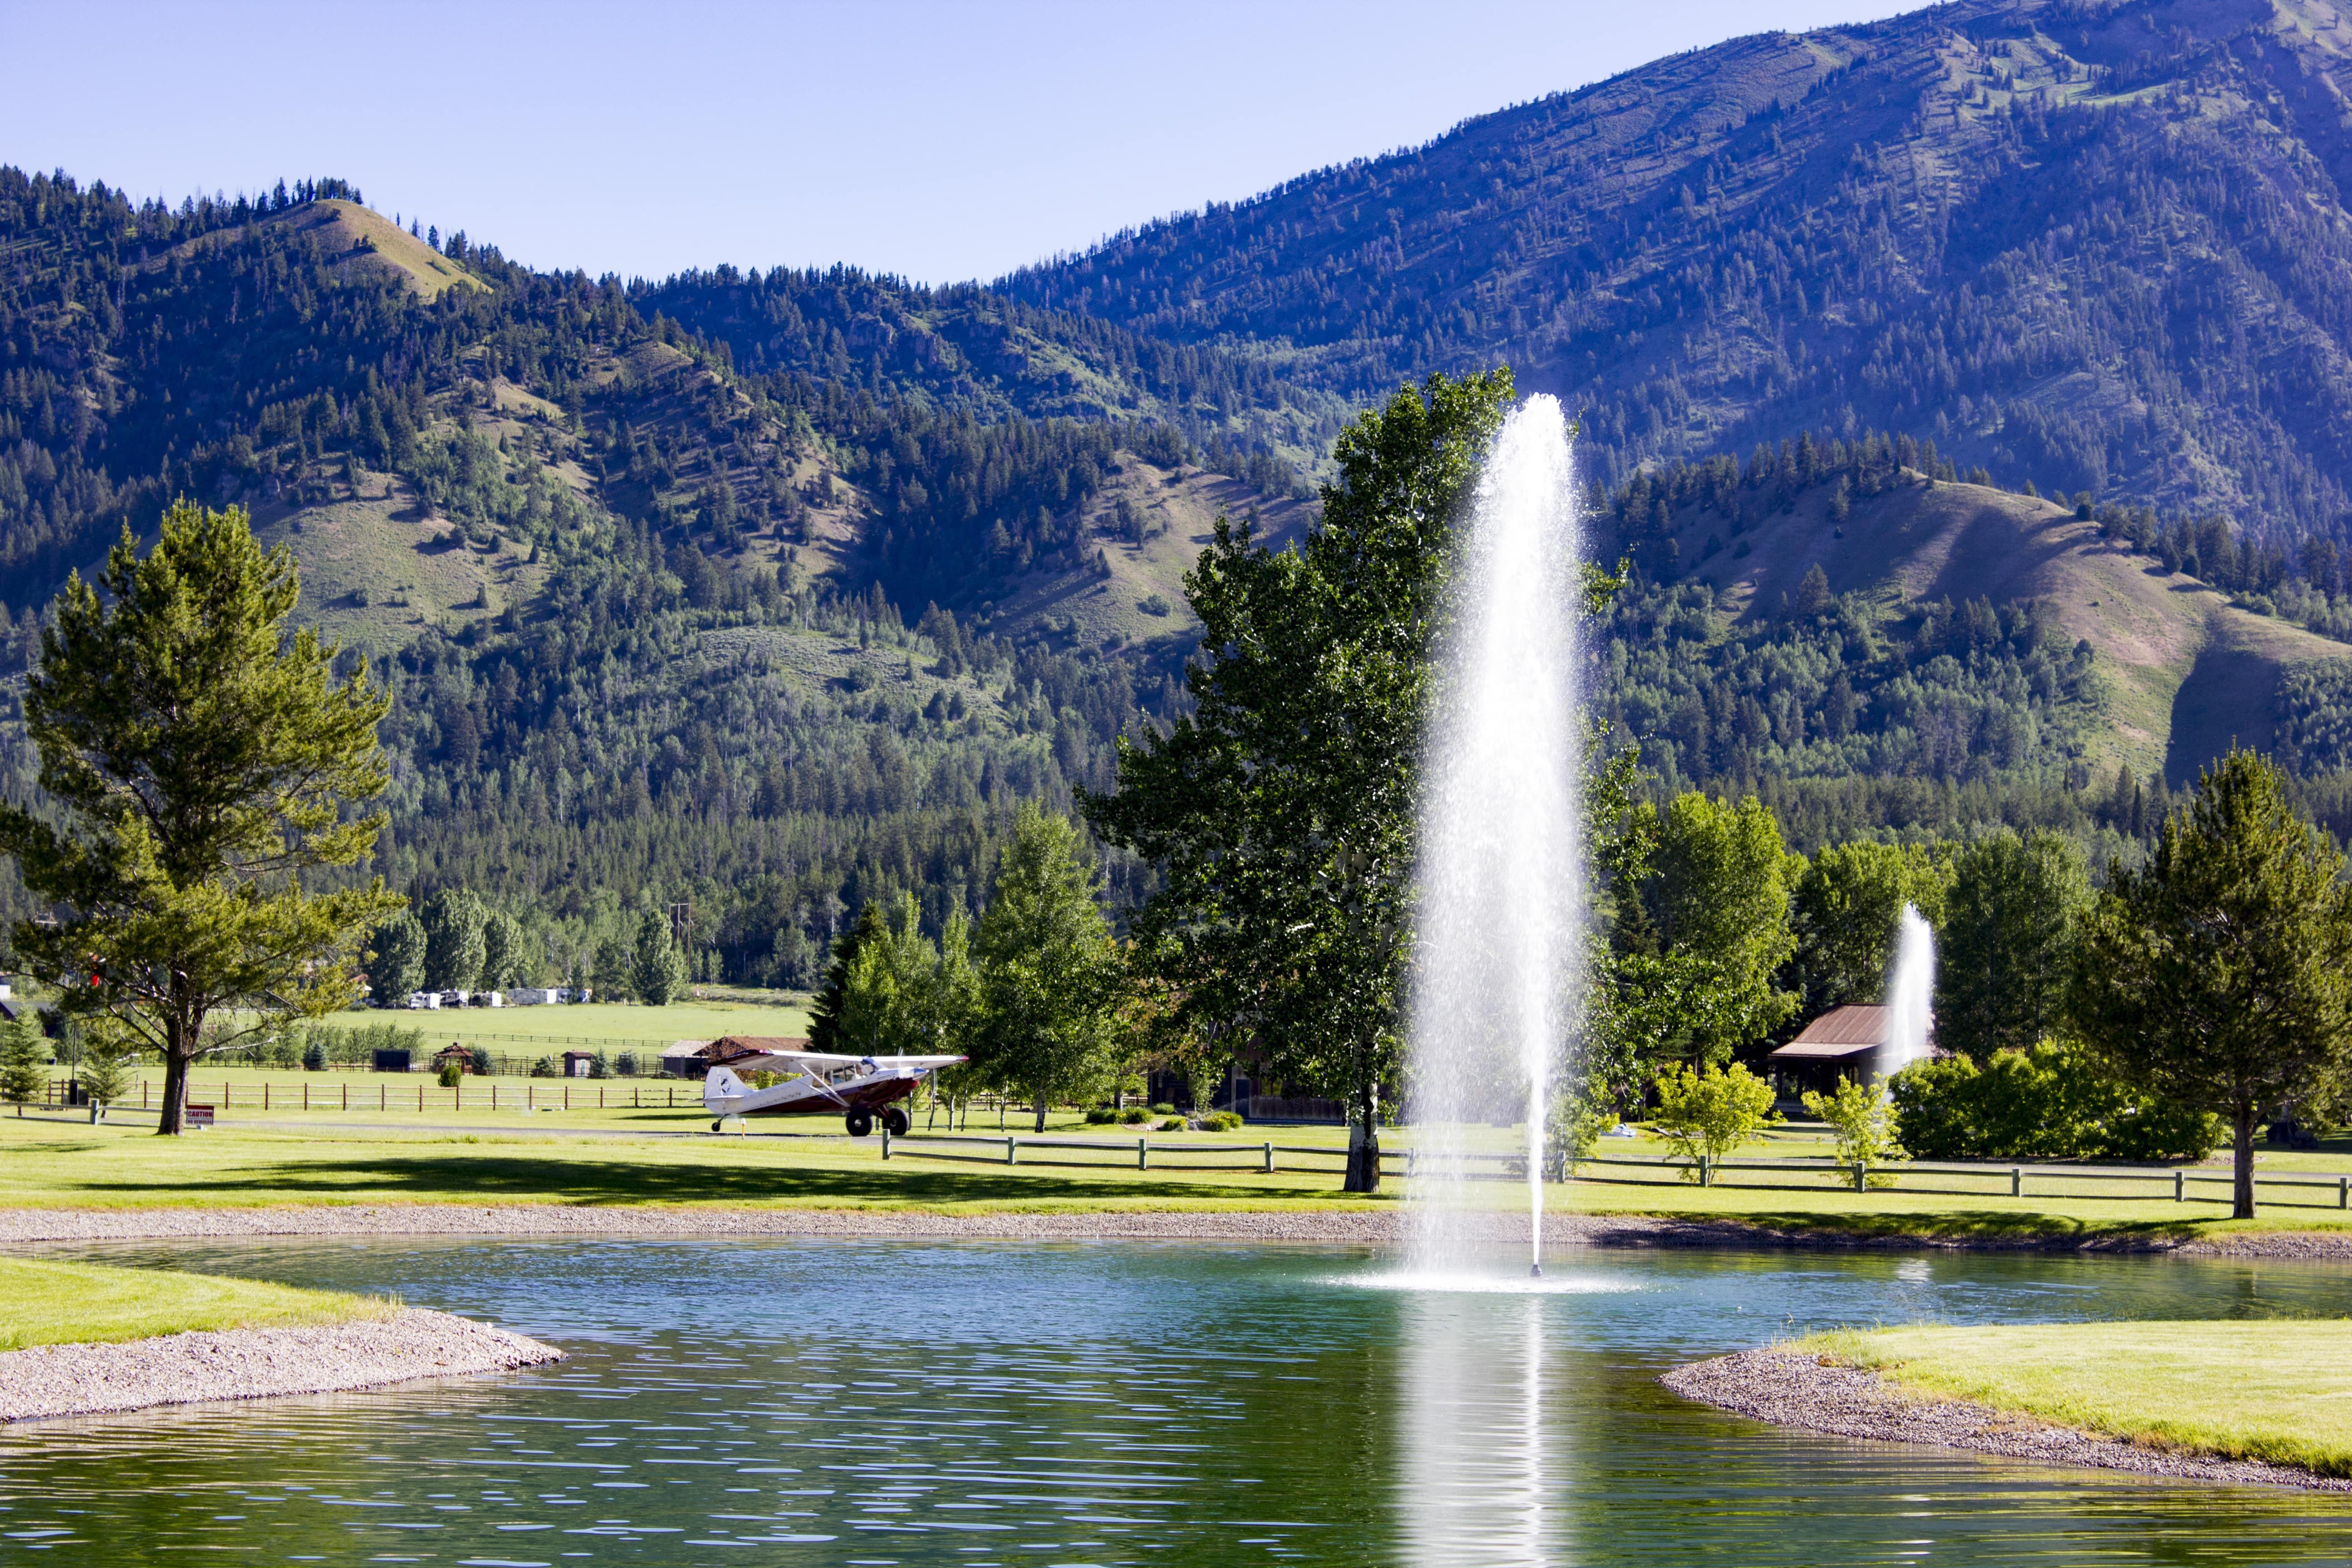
[0,1307,563,1423]
[1662,1348,2351,1492]
[0,1205,2347,1255]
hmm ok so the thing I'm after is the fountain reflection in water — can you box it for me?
[1405,393,1585,1280]
[1882,902,1936,1076]
[1400,1292,1559,1567]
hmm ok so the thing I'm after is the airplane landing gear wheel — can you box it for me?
[711,1119,722,1132]
[882,1106,910,1137]
[844,1108,874,1138]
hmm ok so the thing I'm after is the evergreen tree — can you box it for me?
[0,1014,46,1103]
[808,902,887,1053]
[974,804,1120,1131]
[0,503,399,1133]
[2070,751,2352,1218]
[1938,830,2089,1063]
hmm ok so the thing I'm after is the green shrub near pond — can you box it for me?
[1890,1044,2225,1161]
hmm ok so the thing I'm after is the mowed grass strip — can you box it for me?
[1806,1326,2352,1485]
[1804,1321,2352,1475]
[0,1254,390,1350]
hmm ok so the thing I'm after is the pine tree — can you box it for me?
[0,503,400,1133]
[0,1015,48,1104]
[808,903,887,1053]
[2071,751,2352,1218]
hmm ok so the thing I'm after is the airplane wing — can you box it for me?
[761,1051,966,1071]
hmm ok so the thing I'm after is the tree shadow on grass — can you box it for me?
[53,1149,1357,1208]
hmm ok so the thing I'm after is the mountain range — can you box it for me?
[5,0,2352,978]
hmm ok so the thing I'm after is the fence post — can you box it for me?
[1699,1154,1711,1187]
[1852,1160,1866,1192]
[2176,1169,2186,1202]
[2340,1176,2348,1211]
[2011,1166,2022,1198]
[1263,1141,1273,1174]
[1007,1136,1017,1166]
[264,1083,270,1112]
[1138,1137,1147,1171]
[882,1125,891,1160]
[303,1083,309,1112]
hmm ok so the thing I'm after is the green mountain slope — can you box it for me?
[1004,0,2352,548]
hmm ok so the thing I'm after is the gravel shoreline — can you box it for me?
[0,1205,2347,1256]
[0,1307,563,1423]
[1662,1348,2351,1492]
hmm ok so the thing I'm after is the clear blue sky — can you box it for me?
[3,0,1913,285]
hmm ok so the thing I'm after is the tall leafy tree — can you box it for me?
[632,907,685,1006]
[419,887,485,993]
[1634,792,1799,1063]
[974,804,1120,1131]
[1938,829,2088,1062]
[480,911,526,990]
[1087,371,1513,1189]
[2070,751,2352,1218]
[370,912,427,1004]
[0,503,400,1133]
[1784,840,1953,1014]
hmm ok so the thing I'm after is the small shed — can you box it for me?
[563,1049,596,1078]
[432,1043,475,1074]
[1767,1005,1897,1097]
[661,1040,713,1078]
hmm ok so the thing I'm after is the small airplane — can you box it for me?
[702,1047,964,1137]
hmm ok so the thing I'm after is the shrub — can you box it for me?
[530,1056,558,1078]
[1084,1107,1116,1124]
[1149,1102,1177,1116]
[1800,1077,1904,1185]
[615,1050,641,1076]
[1138,593,1172,617]
[1890,1044,2225,1161]
[1649,1062,1780,1180]
[301,1040,327,1072]
[436,1061,465,1088]
[1118,1106,1151,1125]
[1201,1111,1244,1132]
[1158,1117,1187,1132]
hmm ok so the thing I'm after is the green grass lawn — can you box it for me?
[4,1111,2352,1241]
[1802,1321,2352,1475]
[0,1253,389,1349]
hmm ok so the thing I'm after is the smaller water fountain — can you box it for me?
[1880,902,1936,1077]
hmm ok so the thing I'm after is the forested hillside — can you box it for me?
[0,168,1315,980]
[1005,0,2352,549]
[13,0,2352,990]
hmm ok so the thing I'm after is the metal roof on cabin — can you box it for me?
[1766,1004,1891,1059]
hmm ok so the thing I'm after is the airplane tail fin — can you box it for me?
[704,1064,747,1109]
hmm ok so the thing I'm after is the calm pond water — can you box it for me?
[0,1237,2349,1566]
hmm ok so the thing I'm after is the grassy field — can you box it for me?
[0,1253,389,1349]
[5,1108,2352,1240]
[1804,1321,2352,1475]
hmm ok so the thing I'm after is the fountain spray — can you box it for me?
[1404,395,1584,1282]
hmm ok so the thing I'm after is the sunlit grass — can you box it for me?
[1800,1320,2352,1475]
[0,1254,389,1349]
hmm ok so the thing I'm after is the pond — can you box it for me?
[1,1238,2350,1566]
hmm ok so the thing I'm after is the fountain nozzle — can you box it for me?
[1529,1263,1543,1278]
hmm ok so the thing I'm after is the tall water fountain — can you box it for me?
[1405,395,1585,1280]
[1881,902,1936,1076]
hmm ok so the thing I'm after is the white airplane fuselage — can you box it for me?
[701,1052,961,1136]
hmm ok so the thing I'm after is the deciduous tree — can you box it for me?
[974,805,1119,1131]
[1938,829,2088,1062]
